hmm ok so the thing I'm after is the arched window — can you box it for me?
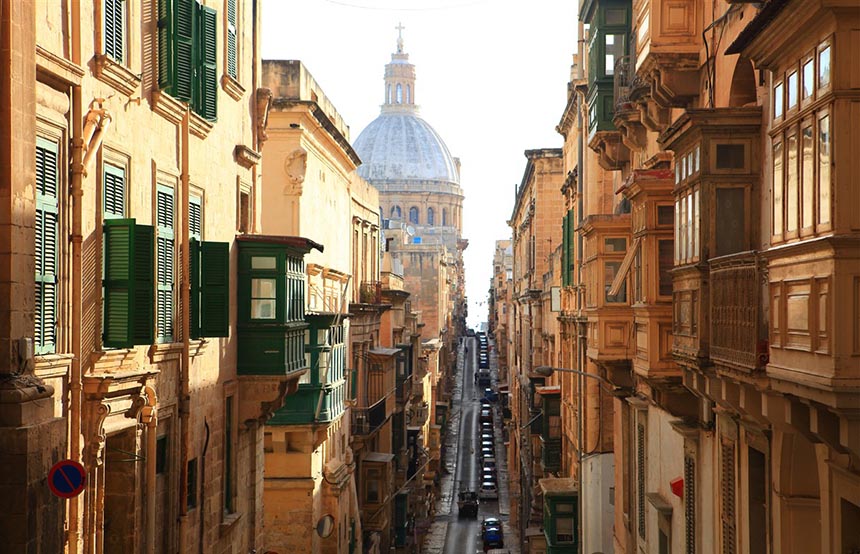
[396,84,403,104]
[408,206,419,224]
[406,85,411,104]
[427,207,435,226]
[442,208,448,226]
[387,84,391,103]
[391,205,402,219]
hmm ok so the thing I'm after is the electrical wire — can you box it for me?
[322,0,489,10]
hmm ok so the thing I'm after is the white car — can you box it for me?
[479,481,499,500]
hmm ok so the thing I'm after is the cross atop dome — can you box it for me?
[396,22,405,54]
[383,22,416,111]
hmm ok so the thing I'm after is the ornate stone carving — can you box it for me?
[284,147,308,194]
[256,87,273,146]
[84,403,111,468]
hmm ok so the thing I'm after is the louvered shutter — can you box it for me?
[190,238,201,339]
[721,441,737,554]
[103,163,125,218]
[684,455,696,554]
[562,212,569,286]
[197,4,218,121]
[200,241,229,337]
[156,186,175,342]
[157,0,173,89]
[104,0,124,63]
[35,138,59,354]
[226,0,237,79]
[637,421,646,539]
[158,0,194,101]
[104,219,154,348]
[189,195,202,240]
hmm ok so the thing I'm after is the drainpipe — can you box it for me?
[178,107,191,550]
[145,387,158,554]
[198,420,209,554]
[576,20,586,553]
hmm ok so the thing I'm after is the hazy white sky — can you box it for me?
[262,0,579,328]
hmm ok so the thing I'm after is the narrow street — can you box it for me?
[424,336,517,553]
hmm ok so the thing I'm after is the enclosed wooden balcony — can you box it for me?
[360,452,395,531]
[710,251,768,373]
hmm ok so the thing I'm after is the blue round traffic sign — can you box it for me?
[47,460,86,499]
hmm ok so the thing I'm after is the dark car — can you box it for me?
[480,432,494,442]
[481,519,504,550]
[480,409,493,423]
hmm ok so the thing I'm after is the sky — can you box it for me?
[262,0,579,329]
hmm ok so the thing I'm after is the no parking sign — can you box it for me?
[47,460,87,499]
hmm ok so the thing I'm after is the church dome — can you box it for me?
[354,112,459,184]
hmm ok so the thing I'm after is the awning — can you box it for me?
[608,236,641,297]
[363,452,395,464]
[535,385,561,396]
[367,347,400,363]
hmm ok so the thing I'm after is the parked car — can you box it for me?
[482,469,496,483]
[480,409,493,423]
[480,432,494,442]
[479,480,499,500]
[457,490,479,518]
[481,447,495,459]
[482,458,497,472]
[481,517,502,533]
[481,518,504,550]
[484,388,499,402]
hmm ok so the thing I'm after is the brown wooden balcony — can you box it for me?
[710,251,767,373]
[359,280,383,304]
[352,400,388,436]
[395,374,413,405]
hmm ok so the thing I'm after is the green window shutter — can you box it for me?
[35,138,59,355]
[104,0,125,63]
[226,0,237,79]
[189,195,202,240]
[103,163,125,218]
[104,219,155,348]
[156,186,175,342]
[190,238,201,339]
[200,241,229,337]
[196,4,218,121]
[157,0,173,90]
[562,212,569,287]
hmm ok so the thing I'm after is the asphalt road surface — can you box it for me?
[442,337,502,553]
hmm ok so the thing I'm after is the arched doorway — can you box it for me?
[729,57,757,107]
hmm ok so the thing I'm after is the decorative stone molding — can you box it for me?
[36,46,84,85]
[148,342,183,364]
[151,90,186,126]
[93,55,141,97]
[256,87,273,146]
[283,147,307,194]
[221,74,246,102]
[233,144,261,169]
[189,112,214,139]
[238,372,308,427]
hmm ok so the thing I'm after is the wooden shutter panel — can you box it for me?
[104,219,154,348]
[226,0,237,79]
[637,421,646,539]
[35,138,59,354]
[721,440,737,554]
[684,455,696,554]
[104,0,124,63]
[190,238,200,339]
[197,4,218,121]
[156,187,174,342]
[157,0,173,90]
[562,213,569,286]
[189,195,202,239]
[200,241,229,337]
[103,163,125,218]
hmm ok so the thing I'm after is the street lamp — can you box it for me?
[533,365,631,395]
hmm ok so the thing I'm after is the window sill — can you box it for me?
[90,348,138,372]
[219,511,243,536]
[149,342,183,363]
[151,90,186,126]
[221,74,246,102]
[94,54,141,97]
[34,353,74,379]
[36,46,84,85]
[189,111,214,139]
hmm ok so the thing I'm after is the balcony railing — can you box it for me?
[352,399,388,436]
[359,281,382,304]
[710,251,766,372]
[396,374,413,404]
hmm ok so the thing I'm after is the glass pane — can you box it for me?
[251,256,277,270]
[787,133,798,232]
[605,261,626,303]
[251,299,276,319]
[605,8,626,25]
[687,192,693,259]
[658,240,673,296]
[674,200,680,263]
[679,196,687,262]
[802,59,814,99]
[715,188,745,257]
[694,145,700,173]
[787,71,798,109]
[773,141,784,235]
[605,237,627,253]
[819,115,831,224]
[693,188,700,258]
[802,124,814,229]
[605,34,625,76]
[774,83,783,119]
[657,205,674,226]
[251,278,277,298]
[819,46,831,88]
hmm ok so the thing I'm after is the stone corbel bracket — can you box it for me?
[256,87,273,146]
[238,371,309,428]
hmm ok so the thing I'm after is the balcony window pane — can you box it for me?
[679,196,687,262]
[251,256,276,270]
[605,34,625,76]
[658,240,673,296]
[715,188,745,257]
[818,46,831,88]
[787,133,798,232]
[819,115,831,224]
[674,200,680,263]
[694,145,700,173]
[686,192,693,260]
[605,261,626,303]
[605,237,627,253]
[557,515,575,542]
[787,71,798,109]
[251,278,277,319]
[716,144,745,170]
[802,59,814,99]
[773,141,784,235]
[693,188,700,258]
[657,205,674,226]
[774,82,784,119]
[801,124,814,229]
[605,8,626,25]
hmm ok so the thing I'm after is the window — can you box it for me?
[104,0,126,63]
[156,186,175,342]
[658,240,673,297]
[158,0,218,121]
[818,114,831,225]
[801,122,814,229]
[103,219,155,348]
[225,0,237,80]
[396,83,402,103]
[556,503,575,542]
[657,205,674,226]
[715,188,745,257]
[238,188,250,233]
[605,34,624,76]
[250,279,276,319]
[787,71,798,110]
[190,241,230,338]
[190,194,202,239]
[605,237,626,253]
[408,206,419,224]
[103,162,126,218]
[427,207,434,226]
[786,131,798,233]
[772,141,783,236]
[365,467,381,503]
[715,144,745,170]
[818,45,830,89]
[442,208,447,226]
[155,435,168,474]
[675,189,699,265]
[406,84,411,103]
[187,458,198,509]
[224,395,235,513]
[605,261,626,303]
[35,138,59,355]
[773,82,783,119]
[802,58,814,100]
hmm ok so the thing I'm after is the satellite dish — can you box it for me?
[316,514,335,538]
[405,225,415,236]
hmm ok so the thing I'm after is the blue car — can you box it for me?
[482,523,504,550]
